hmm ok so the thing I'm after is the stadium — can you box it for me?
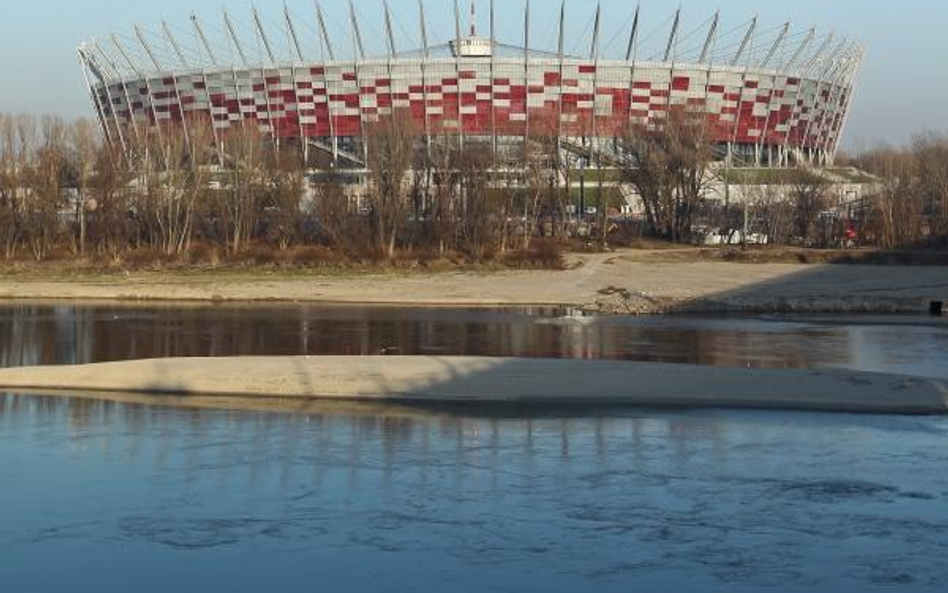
[77,1,863,171]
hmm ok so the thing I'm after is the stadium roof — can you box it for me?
[78,1,863,83]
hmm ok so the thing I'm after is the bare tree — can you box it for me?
[418,134,460,255]
[88,142,133,258]
[365,112,415,259]
[23,116,68,260]
[67,118,100,256]
[521,132,558,247]
[619,109,714,242]
[219,124,266,254]
[135,125,215,255]
[455,144,498,261]
[0,114,28,259]
[913,133,948,243]
[858,146,923,249]
[789,168,831,246]
[262,147,305,251]
[748,184,794,247]
[310,181,368,256]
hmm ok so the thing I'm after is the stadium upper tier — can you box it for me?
[77,2,863,166]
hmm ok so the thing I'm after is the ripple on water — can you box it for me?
[769,479,900,503]
[117,516,288,550]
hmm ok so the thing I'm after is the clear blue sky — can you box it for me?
[1,0,945,150]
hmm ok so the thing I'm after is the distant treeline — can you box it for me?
[0,110,945,268]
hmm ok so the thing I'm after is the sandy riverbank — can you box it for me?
[2,252,946,314]
[1,356,946,415]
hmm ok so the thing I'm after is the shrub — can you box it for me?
[502,240,566,270]
[185,242,220,266]
[226,244,279,266]
[288,245,348,266]
[122,248,175,268]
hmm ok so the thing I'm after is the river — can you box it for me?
[1,303,946,377]
[1,304,947,592]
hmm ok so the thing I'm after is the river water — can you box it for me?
[1,303,947,377]
[1,304,947,592]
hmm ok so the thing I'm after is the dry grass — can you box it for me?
[0,241,569,280]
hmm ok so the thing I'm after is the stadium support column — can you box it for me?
[663,9,680,62]
[223,9,252,144]
[780,27,814,167]
[490,0,498,159]
[419,1,432,160]
[700,13,718,160]
[191,15,225,165]
[224,9,263,146]
[417,1,431,213]
[817,45,856,166]
[799,35,840,166]
[253,9,276,64]
[253,8,279,146]
[454,0,465,151]
[286,5,310,166]
[589,6,601,173]
[664,8,680,125]
[798,33,835,164]
[522,0,530,160]
[137,25,193,153]
[315,2,338,165]
[316,2,335,60]
[384,3,398,120]
[728,16,757,168]
[555,1,565,160]
[349,1,369,166]
[384,1,399,159]
[755,22,789,167]
[665,7,679,168]
[162,21,202,155]
[94,41,141,156]
[833,47,863,165]
[224,10,249,66]
[591,3,604,243]
[699,12,718,64]
[625,5,640,128]
[77,50,118,152]
[113,35,166,162]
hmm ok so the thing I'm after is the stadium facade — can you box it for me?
[77,1,863,169]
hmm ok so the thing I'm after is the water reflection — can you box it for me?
[1,303,946,377]
[2,393,947,593]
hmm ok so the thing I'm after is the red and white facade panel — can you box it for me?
[92,58,856,155]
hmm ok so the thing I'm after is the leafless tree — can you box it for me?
[455,144,499,261]
[521,131,558,247]
[420,135,461,255]
[0,114,28,258]
[219,124,266,254]
[619,108,714,242]
[310,181,368,256]
[88,142,134,258]
[789,168,831,246]
[23,116,68,260]
[858,147,923,249]
[913,133,948,242]
[748,184,794,247]
[139,124,216,255]
[262,147,305,251]
[365,112,415,259]
[67,119,100,256]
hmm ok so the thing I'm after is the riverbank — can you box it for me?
[2,251,946,314]
[1,356,946,415]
